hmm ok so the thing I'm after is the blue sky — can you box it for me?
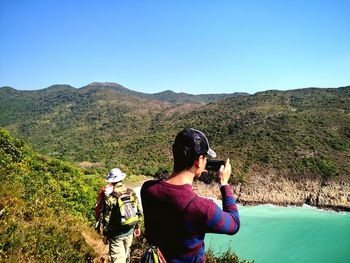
[1,0,349,94]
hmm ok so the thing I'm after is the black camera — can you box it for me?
[205,160,225,171]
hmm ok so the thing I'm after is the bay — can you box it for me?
[205,205,350,263]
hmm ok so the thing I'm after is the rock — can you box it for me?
[188,172,350,211]
[236,172,350,211]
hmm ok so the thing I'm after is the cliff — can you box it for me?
[193,174,350,212]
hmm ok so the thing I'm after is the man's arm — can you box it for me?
[101,196,112,237]
[205,185,240,234]
[205,158,240,234]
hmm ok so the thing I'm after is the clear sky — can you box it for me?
[1,0,349,94]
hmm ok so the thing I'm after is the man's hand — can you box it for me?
[217,158,231,186]
[134,228,141,238]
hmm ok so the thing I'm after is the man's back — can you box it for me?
[141,179,240,263]
[103,183,140,237]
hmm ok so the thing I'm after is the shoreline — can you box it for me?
[237,200,350,213]
[192,180,350,213]
[129,178,350,213]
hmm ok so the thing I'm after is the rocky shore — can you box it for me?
[130,172,350,212]
[193,173,350,212]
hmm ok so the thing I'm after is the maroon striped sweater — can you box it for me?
[141,179,240,263]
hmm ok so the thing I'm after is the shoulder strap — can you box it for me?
[110,191,121,198]
[110,188,133,198]
[126,188,133,195]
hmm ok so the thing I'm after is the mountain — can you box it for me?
[0,82,247,173]
[81,82,248,103]
[1,83,349,210]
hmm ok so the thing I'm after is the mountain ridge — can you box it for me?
[0,83,349,211]
[0,81,249,104]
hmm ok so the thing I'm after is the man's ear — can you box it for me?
[194,155,204,168]
[194,156,201,168]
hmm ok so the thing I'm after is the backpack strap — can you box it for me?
[110,188,133,198]
[110,191,121,199]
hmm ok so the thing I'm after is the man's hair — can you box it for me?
[172,128,216,172]
[172,145,199,172]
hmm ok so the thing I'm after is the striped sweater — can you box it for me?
[141,179,240,263]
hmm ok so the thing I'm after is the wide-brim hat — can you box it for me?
[105,168,126,183]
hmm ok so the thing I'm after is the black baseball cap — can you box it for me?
[172,128,217,159]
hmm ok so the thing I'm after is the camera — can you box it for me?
[205,160,225,171]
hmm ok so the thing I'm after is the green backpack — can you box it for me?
[108,189,141,228]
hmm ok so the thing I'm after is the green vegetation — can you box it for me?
[1,85,349,182]
[0,128,105,261]
[206,249,253,263]
[2,83,348,261]
[1,129,250,262]
[174,87,350,181]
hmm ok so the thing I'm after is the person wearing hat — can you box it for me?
[101,168,142,263]
[141,128,240,262]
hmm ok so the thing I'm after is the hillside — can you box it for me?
[0,128,105,261]
[0,82,244,175]
[81,82,248,103]
[188,87,350,210]
[180,87,350,179]
[0,83,175,174]
[1,84,349,210]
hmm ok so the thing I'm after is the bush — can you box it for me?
[206,248,253,263]
[0,128,104,262]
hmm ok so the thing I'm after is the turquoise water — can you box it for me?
[205,205,350,263]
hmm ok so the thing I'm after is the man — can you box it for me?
[101,168,142,263]
[141,128,240,263]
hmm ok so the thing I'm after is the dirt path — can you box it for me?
[81,178,222,262]
[82,231,109,262]
[81,177,151,262]
[124,176,153,189]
